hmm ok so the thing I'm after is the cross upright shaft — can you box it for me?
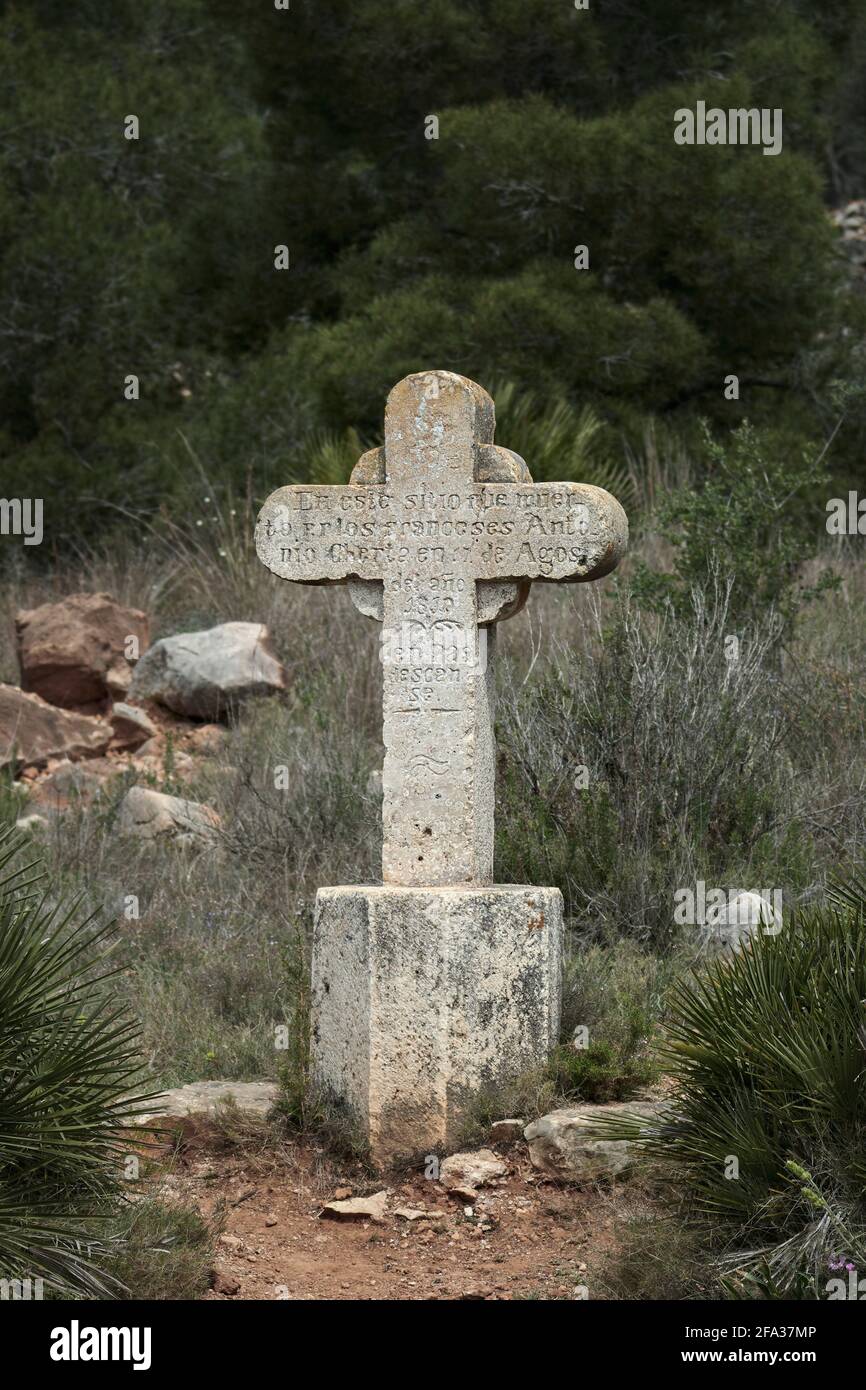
[255,371,627,888]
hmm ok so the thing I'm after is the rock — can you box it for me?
[0,684,112,771]
[134,1080,278,1127]
[333,1187,352,1201]
[15,592,149,712]
[128,621,286,721]
[117,786,220,845]
[700,890,783,952]
[321,1191,388,1223]
[211,1268,241,1296]
[833,200,866,280]
[449,1185,479,1204]
[132,736,161,760]
[394,1207,429,1221]
[524,1101,663,1180]
[109,702,157,751]
[264,1214,278,1228]
[31,759,105,809]
[15,813,49,833]
[439,1149,507,1192]
[186,723,225,755]
[490,1119,524,1144]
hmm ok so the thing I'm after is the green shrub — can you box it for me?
[0,826,156,1295]
[594,878,866,1298]
[546,1040,655,1105]
[495,588,816,945]
[92,1198,219,1302]
[632,420,839,629]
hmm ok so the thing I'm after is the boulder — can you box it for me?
[15,592,149,711]
[0,684,112,771]
[116,786,220,845]
[524,1101,663,1181]
[439,1149,507,1193]
[128,621,286,721]
[700,891,783,952]
[109,702,157,751]
[186,723,225,755]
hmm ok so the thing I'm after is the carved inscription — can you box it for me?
[255,371,627,886]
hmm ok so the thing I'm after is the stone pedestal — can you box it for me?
[311,884,563,1163]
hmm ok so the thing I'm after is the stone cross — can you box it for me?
[255,371,628,1162]
[256,371,626,886]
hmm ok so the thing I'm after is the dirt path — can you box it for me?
[160,1126,620,1301]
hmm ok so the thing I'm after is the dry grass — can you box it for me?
[1,527,864,1097]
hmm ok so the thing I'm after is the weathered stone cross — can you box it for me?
[256,371,626,885]
[255,371,627,1161]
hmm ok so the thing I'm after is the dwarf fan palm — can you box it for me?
[590,879,866,1296]
[0,825,158,1295]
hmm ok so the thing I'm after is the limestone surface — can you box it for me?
[439,1149,507,1191]
[117,785,220,844]
[134,1080,278,1127]
[699,890,783,952]
[256,371,627,888]
[311,883,563,1162]
[320,1191,388,1223]
[109,701,157,750]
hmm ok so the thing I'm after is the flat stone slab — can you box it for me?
[134,1080,278,1126]
[320,1191,388,1224]
[312,884,563,1164]
[0,683,112,770]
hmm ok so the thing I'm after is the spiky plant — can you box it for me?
[0,825,158,1295]
[590,879,866,1297]
[487,380,636,510]
[290,385,635,510]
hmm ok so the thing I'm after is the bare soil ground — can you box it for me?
[154,1122,620,1301]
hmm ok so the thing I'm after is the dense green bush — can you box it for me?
[1,0,864,531]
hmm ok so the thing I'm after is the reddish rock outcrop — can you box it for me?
[0,684,112,771]
[15,592,150,712]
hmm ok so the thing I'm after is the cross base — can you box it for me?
[311,884,563,1164]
